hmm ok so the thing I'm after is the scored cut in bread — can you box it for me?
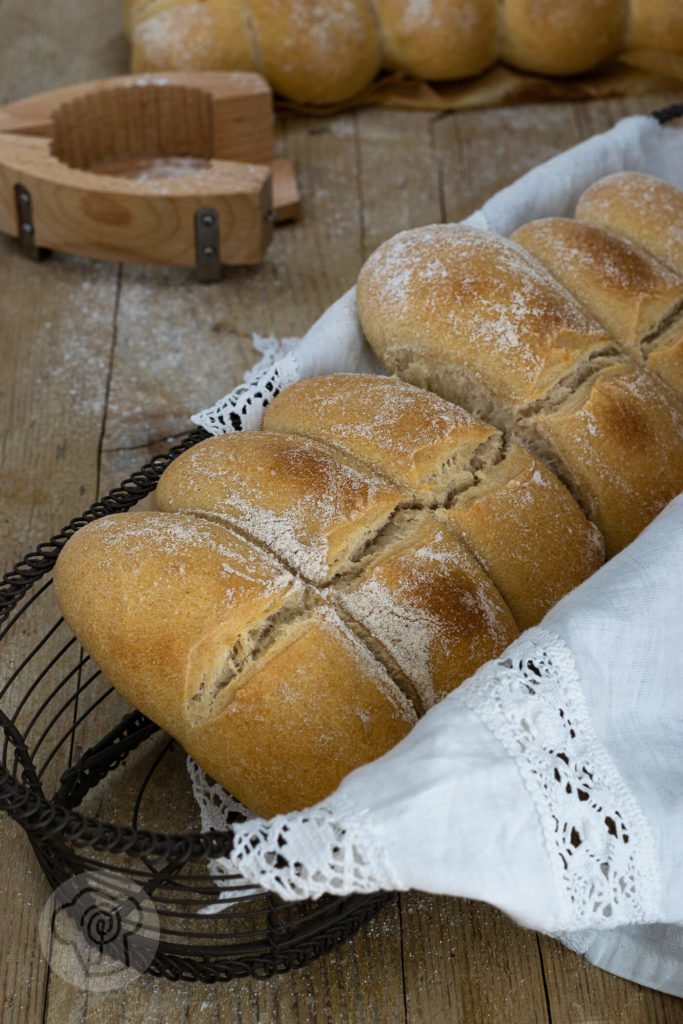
[263,373,603,628]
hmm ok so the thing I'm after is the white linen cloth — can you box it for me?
[190,112,683,997]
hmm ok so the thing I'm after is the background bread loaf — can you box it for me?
[125,0,683,105]
[356,175,683,556]
[54,374,604,816]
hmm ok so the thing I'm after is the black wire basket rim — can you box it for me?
[0,425,245,862]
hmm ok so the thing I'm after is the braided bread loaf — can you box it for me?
[357,172,683,559]
[54,374,602,817]
[125,0,683,105]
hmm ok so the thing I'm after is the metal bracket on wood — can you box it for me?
[194,207,222,283]
[14,183,49,261]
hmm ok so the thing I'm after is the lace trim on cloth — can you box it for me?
[459,627,661,932]
[188,756,395,906]
[191,335,300,436]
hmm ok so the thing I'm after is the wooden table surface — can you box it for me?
[1,2,682,1021]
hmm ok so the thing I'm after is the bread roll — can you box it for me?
[499,0,626,76]
[374,0,498,81]
[263,373,603,628]
[511,218,683,398]
[357,223,683,556]
[576,172,683,277]
[625,0,683,54]
[127,0,257,74]
[246,0,382,106]
[126,0,675,105]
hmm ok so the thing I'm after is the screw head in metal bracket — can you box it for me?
[194,207,222,284]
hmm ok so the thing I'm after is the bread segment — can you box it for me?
[265,372,603,629]
[576,172,683,277]
[156,431,406,585]
[186,607,416,818]
[372,0,498,80]
[440,445,604,628]
[499,0,626,75]
[263,372,496,503]
[53,512,304,736]
[128,0,258,74]
[511,217,683,398]
[332,511,518,709]
[526,363,683,555]
[247,0,382,104]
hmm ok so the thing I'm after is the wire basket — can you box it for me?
[0,428,391,982]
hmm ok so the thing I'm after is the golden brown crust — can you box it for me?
[156,431,406,584]
[625,0,683,53]
[333,511,518,707]
[247,0,381,104]
[357,225,610,416]
[500,0,626,76]
[128,0,257,74]
[511,218,683,348]
[186,608,416,817]
[530,363,683,555]
[53,512,302,735]
[263,372,497,502]
[511,217,683,398]
[442,444,604,629]
[576,172,683,277]
[373,0,498,80]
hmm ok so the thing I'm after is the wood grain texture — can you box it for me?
[1,0,682,1017]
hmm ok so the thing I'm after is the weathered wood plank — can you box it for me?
[0,241,120,1024]
[539,934,683,1024]
[400,894,550,1024]
[354,106,442,257]
[0,8,127,1022]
